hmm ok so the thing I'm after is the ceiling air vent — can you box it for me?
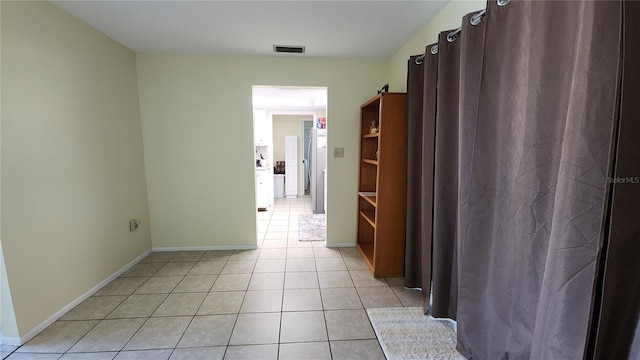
[273,45,306,54]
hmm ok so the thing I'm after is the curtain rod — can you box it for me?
[414,0,508,65]
[415,44,438,64]
[471,9,486,26]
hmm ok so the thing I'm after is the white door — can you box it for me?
[285,136,297,197]
[285,136,297,164]
[285,166,297,197]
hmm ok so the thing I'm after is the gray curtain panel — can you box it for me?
[405,0,639,358]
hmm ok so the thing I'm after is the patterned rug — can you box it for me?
[367,307,465,360]
[298,214,325,241]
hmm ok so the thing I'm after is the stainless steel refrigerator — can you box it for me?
[308,128,326,214]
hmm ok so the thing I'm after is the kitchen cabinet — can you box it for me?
[254,110,270,146]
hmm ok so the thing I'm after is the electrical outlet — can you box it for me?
[129,219,141,232]
[334,147,344,158]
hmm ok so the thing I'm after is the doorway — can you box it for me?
[252,86,327,246]
[302,119,313,195]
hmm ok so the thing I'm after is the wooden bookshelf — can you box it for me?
[358,192,377,207]
[356,93,407,278]
[359,210,376,228]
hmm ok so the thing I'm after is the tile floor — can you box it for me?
[5,196,421,359]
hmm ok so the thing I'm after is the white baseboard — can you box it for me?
[325,242,356,248]
[2,336,20,346]
[152,245,258,252]
[429,315,458,332]
[12,249,152,346]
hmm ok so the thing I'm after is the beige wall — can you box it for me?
[272,114,312,196]
[0,0,487,341]
[387,0,486,91]
[1,1,151,339]
[273,115,304,163]
[136,54,387,248]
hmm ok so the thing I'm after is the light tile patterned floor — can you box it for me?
[5,196,421,359]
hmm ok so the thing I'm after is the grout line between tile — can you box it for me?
[28,196,414,359]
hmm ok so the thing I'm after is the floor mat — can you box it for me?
[367,307,465,360]
[298,214,325,241]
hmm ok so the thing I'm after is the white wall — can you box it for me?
[1,1,151,339]
[136,54,387,249]
[387,0,486,91]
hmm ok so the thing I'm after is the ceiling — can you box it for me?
[51,0,449,59]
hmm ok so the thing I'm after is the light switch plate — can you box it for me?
[334,147,344,158]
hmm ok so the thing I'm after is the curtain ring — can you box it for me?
[430,45,438,55]
[470,9,486,26]
[497,0,510,6]
[447,28,461,42]
[415,55,425,65]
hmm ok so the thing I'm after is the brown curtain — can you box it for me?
[454,9,486,332]
[431,9,489,322]
[404,45,438,313]
[404,55,425,292]
[404,12,487,321]
[430,29,461,320]
[458,1,625,358]
[404,0,639,358]
[589,1,640,359]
